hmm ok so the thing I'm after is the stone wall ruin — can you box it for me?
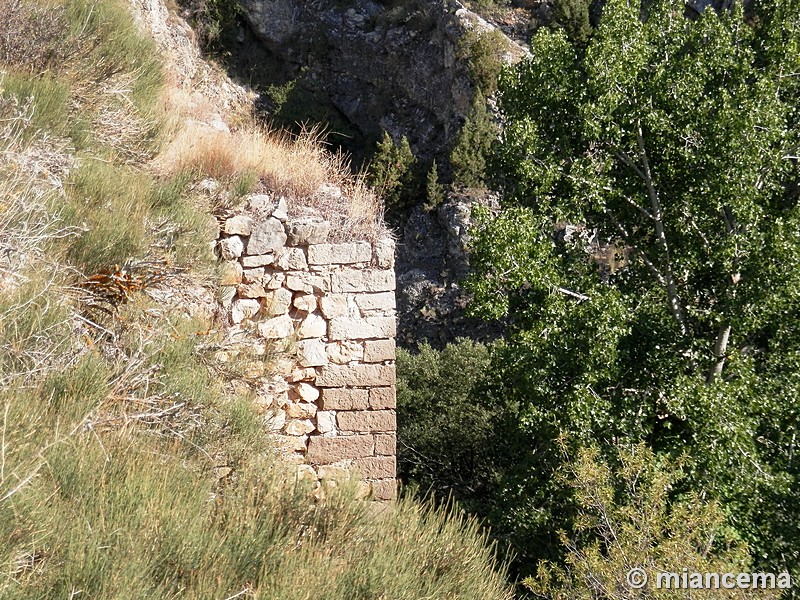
[216,194,397,500]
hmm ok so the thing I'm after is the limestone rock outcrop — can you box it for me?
[239,0,526,159]
[396,188,502,347]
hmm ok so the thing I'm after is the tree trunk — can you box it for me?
[707,323,731,383]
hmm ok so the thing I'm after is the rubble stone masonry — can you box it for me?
[216,194,397,500]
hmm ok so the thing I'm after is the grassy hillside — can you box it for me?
[0,0,513,597]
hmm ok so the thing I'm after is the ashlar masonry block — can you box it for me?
[329,242,372,264]
[297,339,327,367]
[242,254,274,268]
[285,273,329,294]
[307,243,332,265]
[353,456,396,479]
[320,388,369,410]
[316,364,395,387]
[373,239,395,269]
[374,433,396,455]
[306,435,374,464]
[370,479,398,501]
[319,294,348,318]
[337,410,396,433]
[328,317,396,341]
[354,292,395,313]
[330,269,395,293]
[363,339,396,363]
[326,340,364,364]
[369,387,396,409]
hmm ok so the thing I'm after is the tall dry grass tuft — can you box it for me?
[155,121,387,241]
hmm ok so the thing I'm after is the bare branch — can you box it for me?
[612,148,647,182]
[556,287,591,302]
[621,194,654,220]
[636,122,687,336]
[707,323,732,384]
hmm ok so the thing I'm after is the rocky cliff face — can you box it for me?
[237,0,525,346]
[239,0,523,159]
[396,188,503,347]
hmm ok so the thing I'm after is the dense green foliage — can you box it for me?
[397,341,500,509]
[458,0,800,582]
[425,158,445,210]
[450,93,500,188]
[528,444,773,599]
[550,0,595,43]
[459,28,509,97]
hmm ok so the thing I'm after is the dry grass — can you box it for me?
[154,120,387,242]
[0,0,68,73]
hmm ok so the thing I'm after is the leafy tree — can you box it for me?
[529,444,778,599]
[467,0,800,578]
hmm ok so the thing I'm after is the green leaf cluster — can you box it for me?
[466,0,800,578]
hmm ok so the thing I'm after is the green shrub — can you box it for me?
[466,0,512,15]
[366,131,420,220]
[424,158,445,211]
[450,94,498,188]
[61,162,217,274]
[0,72,71,142]
[1,0,163,156]
[150,171,219,270]
[397,340,500,511]
[42,353,112,420]
[550,0,594,44]
[527,444,767,599]
[65,0,163,109]
[63,160,154,272]
[459,28,508,97]
[180,0,244,52]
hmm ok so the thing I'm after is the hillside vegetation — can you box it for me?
[0,0,513,597]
